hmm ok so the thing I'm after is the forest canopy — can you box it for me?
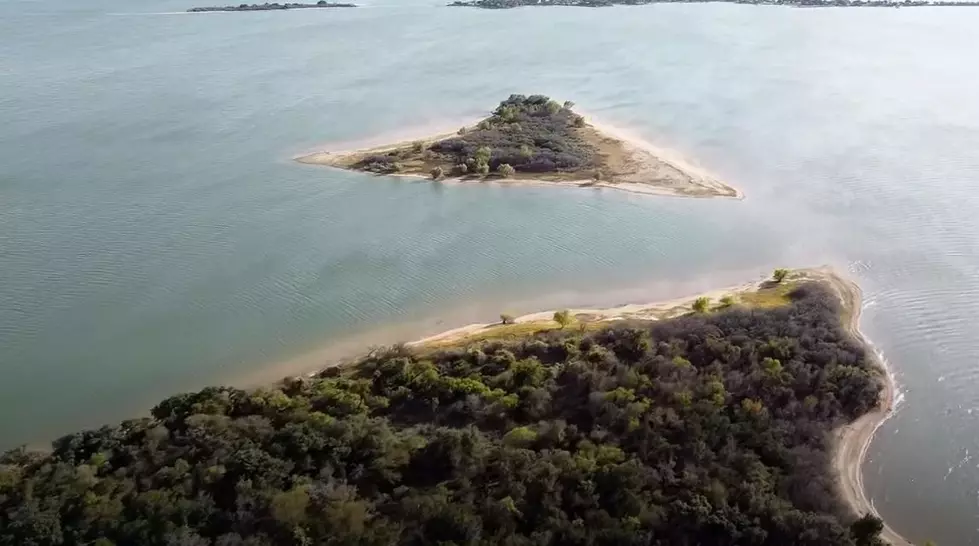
[352,94,595,177]
[0,282,886,546]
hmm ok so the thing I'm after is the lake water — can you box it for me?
[4,0,979,542]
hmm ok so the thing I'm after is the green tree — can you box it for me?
[474,146,492,164]
[719,295,736,308]
[502,426,537,447]
[553,309,573,328]
[849,514,883,546]
[475,161,490,176]
[773,268,790,283]
[500,313,515,325]
[497,163,516,178]
[692,296,710,313]
[271,486,310,527]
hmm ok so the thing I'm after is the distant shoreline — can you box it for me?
[187,2,355,13]
[449,0,979,9]
[296,115,742,200]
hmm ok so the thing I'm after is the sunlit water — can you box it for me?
[3,0,979,542]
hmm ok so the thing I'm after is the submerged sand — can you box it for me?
[296,117,742,199]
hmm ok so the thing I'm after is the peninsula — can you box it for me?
[450,0,979,8]
[0,268,902,545]
[188,1,355,12]
[298,94,740,199]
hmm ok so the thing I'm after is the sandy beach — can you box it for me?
[408,276,762,347]
[296,116,742,199]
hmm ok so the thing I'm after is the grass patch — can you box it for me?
[729,280,798,309]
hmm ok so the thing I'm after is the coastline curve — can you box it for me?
[827,272,909,545]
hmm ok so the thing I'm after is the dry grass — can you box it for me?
[725,279,798,309]
[419,316,613,352]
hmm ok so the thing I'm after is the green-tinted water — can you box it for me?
[4,0,979,542]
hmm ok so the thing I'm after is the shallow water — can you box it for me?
[3,0,979,542]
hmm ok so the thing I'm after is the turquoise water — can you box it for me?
[4,0,979,542]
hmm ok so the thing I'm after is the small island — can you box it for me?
[188,1,355,12]
[449,0,979,8]
[0,268,904,545]
[298,94,740,199]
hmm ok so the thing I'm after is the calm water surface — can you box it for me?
[3,0,979,542]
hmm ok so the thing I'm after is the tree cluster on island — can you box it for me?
[0,282,887,545]
[354,94,595,180]
[448,0,979,9]
[187,1,355,13]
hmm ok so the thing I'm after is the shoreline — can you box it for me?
[829,274,908,544]
[295,116,742,200]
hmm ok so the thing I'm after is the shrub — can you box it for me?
[454,163,468,175]
[497,163,516,178]
[503,426,538,448]
[719,295,736,308]
[474,146,492,164]
[431,166,444,180]
[553,309,573,328]
[773,268,790,283]
[692,297,710,313]
[428,95,598,175]
[500,313,515,325]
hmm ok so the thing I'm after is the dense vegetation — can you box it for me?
[354,94,597,177]
[0,282,887,546]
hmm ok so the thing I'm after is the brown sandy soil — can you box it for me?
[296,119,741,199]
